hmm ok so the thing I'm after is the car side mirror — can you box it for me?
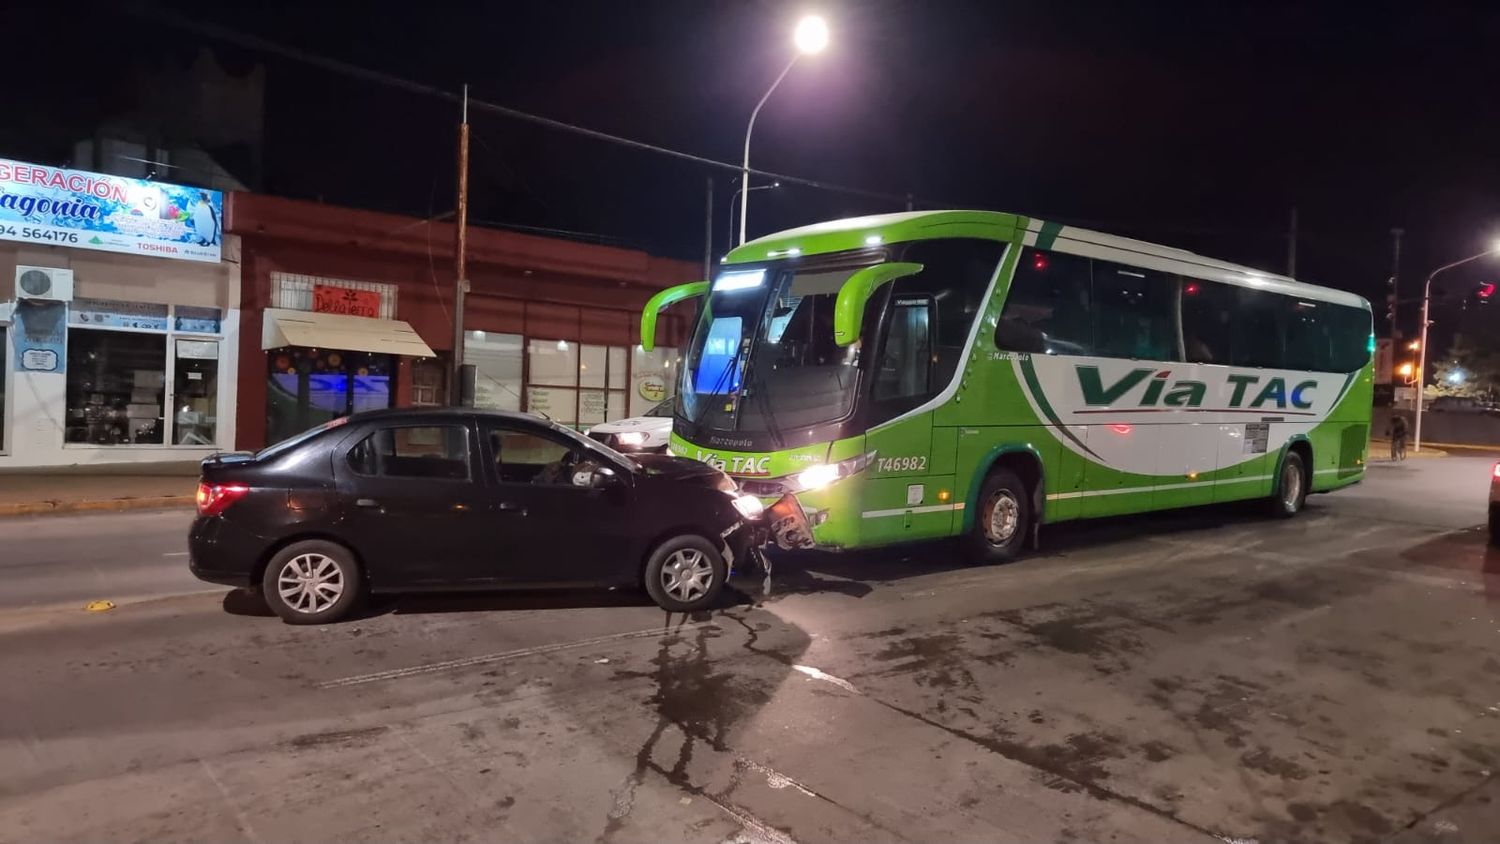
[582,465,623,489]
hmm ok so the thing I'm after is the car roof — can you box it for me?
[340,406,553,426]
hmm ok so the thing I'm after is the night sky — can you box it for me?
[6,0,1500,341]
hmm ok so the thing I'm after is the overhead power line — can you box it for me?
[125,4,940,209]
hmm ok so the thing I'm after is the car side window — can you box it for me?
[347,425,471,481]
[485,425,594,487]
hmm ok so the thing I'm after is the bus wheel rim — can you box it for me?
[985,491,1020,545]
[1282,462,1302,510]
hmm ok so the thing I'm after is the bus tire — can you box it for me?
[967,467,1032,564]
[1269,450,1307,518]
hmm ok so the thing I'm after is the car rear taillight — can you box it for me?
[196,482,250,516]
[1492,462,1500,480]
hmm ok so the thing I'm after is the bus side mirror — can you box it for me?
[640,281,709,352]
[832,262,925,346]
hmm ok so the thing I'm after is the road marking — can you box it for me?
[197,758,265,844]
[162,552,190,557]
[319,620,720,688]
[792,664,860,695]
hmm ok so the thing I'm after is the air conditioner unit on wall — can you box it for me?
[15,266,74,302]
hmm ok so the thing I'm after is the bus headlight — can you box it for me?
[793,451,875,492]
[730,493,765,520]
[796,463,841,491]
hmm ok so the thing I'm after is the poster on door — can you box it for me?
[11,299,66,373]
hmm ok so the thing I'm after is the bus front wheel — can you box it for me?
[967,467,1032,563]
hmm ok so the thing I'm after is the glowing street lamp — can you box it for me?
[739,14,829,246]
[1414,238,1500,451]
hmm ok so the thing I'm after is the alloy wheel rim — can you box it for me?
[1283,463,1302,510]
[277,553,344,614]
[661,548,714,602]
[984,491,1020,545]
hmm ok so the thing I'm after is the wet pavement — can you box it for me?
[3,456,1500,843]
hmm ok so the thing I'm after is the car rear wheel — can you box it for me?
[261,540,363,625]
[643,535,727,613]
[1489,505,1500,547]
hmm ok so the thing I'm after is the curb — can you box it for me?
[1369,440,1447,459]
[0,495,196,518]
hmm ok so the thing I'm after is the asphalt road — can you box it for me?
[3,457,1499,843]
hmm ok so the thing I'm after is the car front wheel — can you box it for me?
[261,540,363,625]
[644,535,727,613]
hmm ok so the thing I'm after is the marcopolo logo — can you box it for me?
[1076,366,1316,410]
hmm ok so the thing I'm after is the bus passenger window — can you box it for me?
[1180,279,1233,364]
[996,248,1093,355]
[1092,262,1178,361]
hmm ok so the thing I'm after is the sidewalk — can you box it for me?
[1368,438,1447,462]
[0,462,199,517]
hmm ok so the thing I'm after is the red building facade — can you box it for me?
[228,193,698,449]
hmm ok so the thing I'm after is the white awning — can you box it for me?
[261,308,435,357]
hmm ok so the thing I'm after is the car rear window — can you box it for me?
[348,425,471,481]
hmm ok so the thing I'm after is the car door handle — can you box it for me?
[496,501,527,515]
[355,498,381,508]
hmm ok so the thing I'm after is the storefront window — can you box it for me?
[266,347,393,444]
[66,329,167,444]
[464,331,523,411]
[0,325,7,452]
[527,339,580,426]
[173,340,219,445]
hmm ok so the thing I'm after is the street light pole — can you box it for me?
[1414,246,1500,452]
[728,180,780,252]
[738,14,828,246]
[739,55,798,246]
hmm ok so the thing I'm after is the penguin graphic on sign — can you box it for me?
[190,192,220,246]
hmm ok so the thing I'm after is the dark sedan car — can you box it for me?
[189,408,765,623]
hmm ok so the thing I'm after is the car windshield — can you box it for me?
[547,419,634,468]
[645,398,675,418]
[678,262,869,435]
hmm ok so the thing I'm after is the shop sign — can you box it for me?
[637,374,667,402]
[70,298,170,330]
[11,299,67,373]
[0,158,222,263]
[313,284,382,318]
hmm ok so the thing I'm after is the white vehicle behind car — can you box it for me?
[586,398,674,453]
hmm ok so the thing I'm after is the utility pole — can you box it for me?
[703,176,713,281]
[1388,227,1404,338]
[450,84,471,405]
[1286,206,1298,277]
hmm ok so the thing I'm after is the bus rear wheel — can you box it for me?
[1269,450,1307,518]
[967,467,1031,564]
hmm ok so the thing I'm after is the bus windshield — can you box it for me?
[678,262,871,435]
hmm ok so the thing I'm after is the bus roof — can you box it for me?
[726,209,1369,310]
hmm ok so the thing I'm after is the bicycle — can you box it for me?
[1390,436,1407,461]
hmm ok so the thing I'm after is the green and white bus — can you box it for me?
[639,211,1372,560]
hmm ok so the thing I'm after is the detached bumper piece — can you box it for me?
[768,494,815,550]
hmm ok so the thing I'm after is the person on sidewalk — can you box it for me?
[1388,414,1409,461]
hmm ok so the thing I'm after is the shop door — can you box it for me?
[267,348,394,444]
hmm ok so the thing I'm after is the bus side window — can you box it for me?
[1091,261,1179,361]
[1231,289,1286,368]
[1180,280,1233,364]
[996,248,1093,355]
[873,296,934,402]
